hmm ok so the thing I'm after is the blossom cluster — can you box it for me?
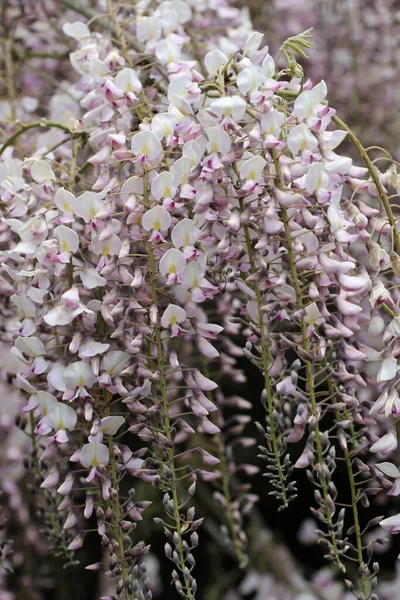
[1,1,400,599]
[249,0,400,159]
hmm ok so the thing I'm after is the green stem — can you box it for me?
[344,446,368,597]
[110,440,129,596]
[144,171,193,600]
[202,360,247,567]
[238,196,289,508]
[106,0,131,66]
[104,398,129,597]
[332,115,400,254]
[67,139,79,288]
[273,149,342,567]
[29,414,74,564]
[17,51,70,60]
[0,120,71,156]
[326,375,368,598]
[4,38,16,120]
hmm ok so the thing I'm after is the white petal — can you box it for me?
[90,233,122,256]
[370,429,397,455]
[181,261,203,289]
[155,38,181,64]
[141,205,171,231]
[55,225,79,254]
[79,340,110,358]
[114,67,142,93]
[30,160,55,184]
[193,369,218,391]
[120,176,144,201]
[151,112,177,139]
[261,54,275,79]
[101,351,130,376]
[131,130,162,160]
[100,415,125,436]
[294,91,315,120]
[206,127,231,154]
[44,305,74,326]
[80,268,106,289]
[159,248,186,276]
[368,315,385,338]
[305,163,329,194]
[239,155,266,183]
[63,361,96,389]
[182,137,206,166]
[168,95,193,116]
[210,96,247,121]
[311,80,328,103]
[160,304,186,327]
[197,336,219,358]
[151,171,175,201]
[287,124,318,155]
[136,16,161,43]
[379,513,400,534]
[15,336,45,357]
[169,156,192,186]
[36,391,58,415]
[237,66,265,95]
[204,49,228,75]
[244,32,263,55]
[375,462,400,479]
[11,294,36,318]
[62,21,91,41]
[74,191,103,223]
[261,109,282,135]
[171,218,200,248]
[54,188,76,213]
[80,441,110,468]
[48,363,67,392]
[162,1,192,24]
[327,204,343,233]
[377,356,398,383]
[325,130,347,150]
[47,403,77,431]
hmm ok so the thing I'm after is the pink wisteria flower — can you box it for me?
[1,1,400,599]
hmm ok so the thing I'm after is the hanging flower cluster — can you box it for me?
[250,0,400,159]
[2,1,400,599]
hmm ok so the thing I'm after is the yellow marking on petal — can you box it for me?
[102,246,110,256]
[91,456,99,467]
[62,241,70,252]
[154,220,160,230]
[89,207,96,219]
